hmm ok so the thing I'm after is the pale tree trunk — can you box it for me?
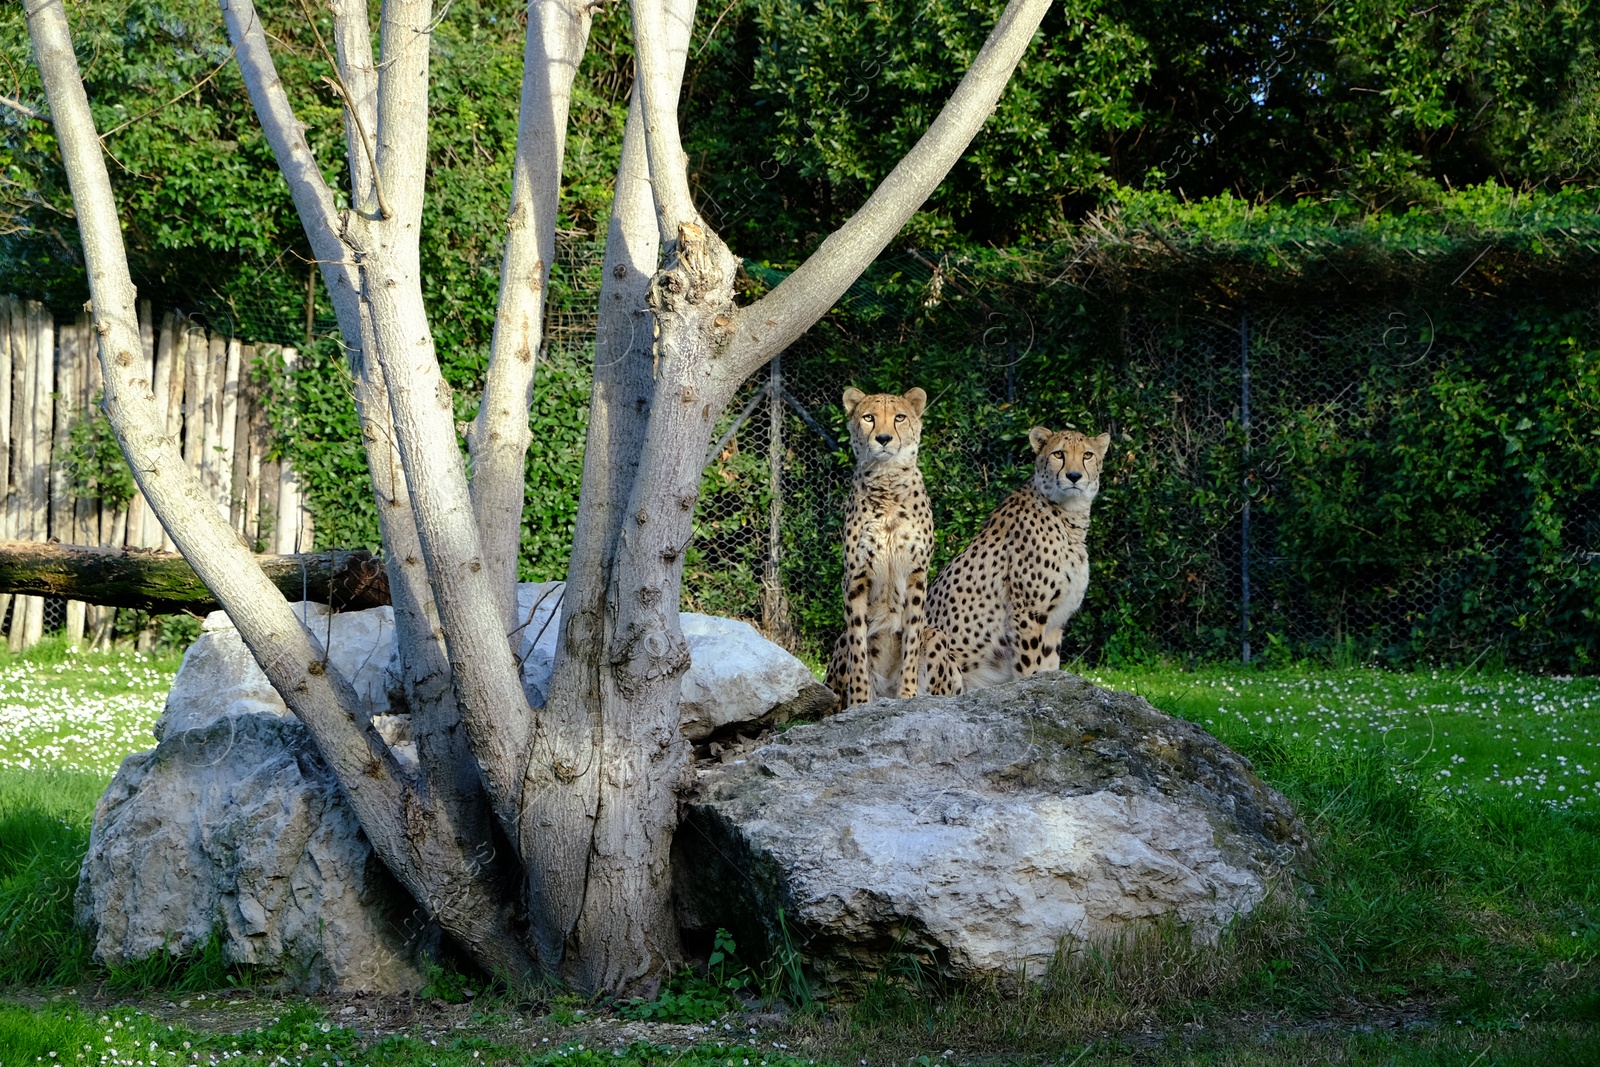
[320,0,515,960]
[228,0,538,976]
[28,0,535,980]
[535,93,664,975]
[469,0,594,631]
[29,0,1054,993]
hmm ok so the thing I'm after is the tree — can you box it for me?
[24,0,1051,991]
[685,0,1600,255]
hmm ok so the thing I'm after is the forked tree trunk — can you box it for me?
[28,0,1055,993]
[29,0,538,983]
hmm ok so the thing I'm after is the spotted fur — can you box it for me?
[824,616,965,706]
[824,387,964,707]
[927,427,1113,691]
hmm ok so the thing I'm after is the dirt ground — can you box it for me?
[11,983,1447,1062]
[12,985,797,1055]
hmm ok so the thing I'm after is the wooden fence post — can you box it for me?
[219,336,241,518]
[202,331,226,509]
[231,345,254,537]
[0,299,306,648]
[275,346,303,554]
[56,310,84,647]
[182,322,207,482]
[20,301,53,648]
[256,345,280,553]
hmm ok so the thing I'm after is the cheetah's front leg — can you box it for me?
[898,567,927,698]
[843,567,873,707]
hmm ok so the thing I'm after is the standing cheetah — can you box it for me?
[824,387,964,707]
[927,426,1112,691]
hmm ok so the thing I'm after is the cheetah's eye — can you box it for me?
[862,414,874,424]
[1083,452,1094,460]
[1052,450,1064,460]
[894,413,905,423]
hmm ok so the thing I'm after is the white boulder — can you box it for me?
[514,582,833,739]
[76,698,436,992]
[677,672,1308,986]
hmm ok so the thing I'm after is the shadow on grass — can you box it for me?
[0,768,102,986]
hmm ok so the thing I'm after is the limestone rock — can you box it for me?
[76,705,436,992]
[154,604,397,740]
[678,615,834,741]
[676,672,1307,985]
[513,582,834,738]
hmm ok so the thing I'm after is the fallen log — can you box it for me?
[0,540,390,615]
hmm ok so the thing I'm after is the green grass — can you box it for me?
[0,636,181,774]
[0,639,182,989]
[0,647,1596,1063]
[0,768,104,986]
[1085,665,1600,810]
[1,997,1594,1066]
[0,997,834,1067]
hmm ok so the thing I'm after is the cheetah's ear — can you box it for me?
[903,387,928,416]
[1028,426,1053,454]
[1094,432,1112,455]
[842,387,866,414]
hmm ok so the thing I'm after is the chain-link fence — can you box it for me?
[640,252,1600,673]
[52,241,1591,673]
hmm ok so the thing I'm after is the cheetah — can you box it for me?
[823,387,964,707]
[927,426,1112,691]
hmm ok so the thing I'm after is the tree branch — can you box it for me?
[219,0,364,329]
[376,0,432,240]
[329,0,378,155]
[344,0,543,977]
[721,0,1053,386]
[312,0,389,219]
[27,0,408,851]
[99,37,240,140]
[468,0,594,630]
[0,93,47,121]
[536,0,693,973]
[353,214,540,876]
[628,0,700,239]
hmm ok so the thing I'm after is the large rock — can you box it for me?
[515,582,834,738]
[78,590,828,991]
[154,604,398,739]
[75,661,437,992]
[676,673,1308,986]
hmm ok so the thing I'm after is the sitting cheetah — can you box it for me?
[927,426,1112,691]
[823,387,964,707]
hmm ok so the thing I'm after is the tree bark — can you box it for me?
[538,0,697,987]
[468,0,594,630]
[0,540,390,613]
[33,0,535,983]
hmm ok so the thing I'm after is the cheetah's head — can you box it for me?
[1028,427,1111,511]
[842,387,928,470]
